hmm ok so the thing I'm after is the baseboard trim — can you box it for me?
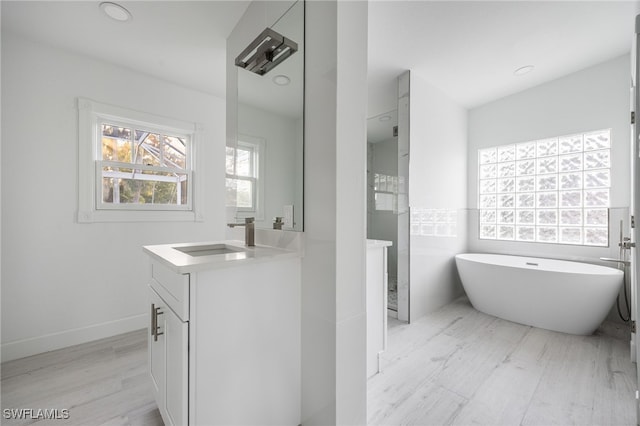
[1,314,148,362]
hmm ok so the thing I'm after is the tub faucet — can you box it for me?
[599,257,631,266]
[227,217,255,247]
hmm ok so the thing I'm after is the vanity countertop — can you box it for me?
[143,239,300,274]
[367,239,393,248]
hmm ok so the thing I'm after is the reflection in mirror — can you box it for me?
[228,0,304,231]
[367,110,400,313]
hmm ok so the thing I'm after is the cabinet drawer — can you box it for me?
[150,260,189,321]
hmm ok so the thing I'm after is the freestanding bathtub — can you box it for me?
[454,253,624,335]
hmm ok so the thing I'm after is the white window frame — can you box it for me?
[226,135,265,221]
[78,98,203,223]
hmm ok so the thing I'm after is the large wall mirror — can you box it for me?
[227,0,304,231]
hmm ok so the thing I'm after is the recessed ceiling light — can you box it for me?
[99,2,132,22]
[378,115,391,122]
[514,65,535,76]
[272,75,291,86]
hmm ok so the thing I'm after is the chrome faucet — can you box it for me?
[227,217,255,247]
[273,217,284,230]
[599,257,631,266]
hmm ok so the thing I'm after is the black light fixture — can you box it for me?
[235,28,298,76]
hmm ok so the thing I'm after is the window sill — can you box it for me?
[77,209,204,223]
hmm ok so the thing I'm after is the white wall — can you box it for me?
[237,103,299,229]
[468,54,631,263]
[408,70,468,321]
[303,1,368,424]
[1,34,227,361]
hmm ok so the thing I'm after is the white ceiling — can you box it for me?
[3,1,639,122]
[368,0,640,117]
[1,1,250,99]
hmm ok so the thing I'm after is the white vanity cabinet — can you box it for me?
[144,241,301,426]
[148,261,189,426]
[366,239,392,379]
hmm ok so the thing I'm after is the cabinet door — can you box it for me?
[148,287,166,416]
[164,305,189,426]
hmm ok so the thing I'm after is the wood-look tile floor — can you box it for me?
[1,329,163,426]
[1,297,635,426]
[368,297,637,426]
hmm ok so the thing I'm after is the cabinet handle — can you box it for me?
[151,303,164,342]
[151,303,156,337]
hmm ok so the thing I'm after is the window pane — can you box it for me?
[479,195,496,209]
[559,154,582,172]
[135,132,162,166]
[584,169,610,189]
[516,177,535,192]
[236,179,253,208]
[163,136,186,169]
[584,228,608,246]
[585,208,608,226]
[584,150,610,170]
[497,210,514,224]
[101,124,132,162]
[537,192,557,208]
[584,189,609,207]
[559,135,582,154]
[516,226,535,241]
[498,225,515,240]
[537,227,558,243]
[497,145,515,162]
[584,130,610,151]
[559,191,582,208]
[497,178,514,193]
[516,194,534,208]
[537,175,557,191]
[499,194,514,208]
[479,148,497,164]
[480,209,496,223]
[536,138,557,157]
[516,160,535,176]
[537,157,557,175]
[101,166,187,205]
[517,210,535,224]
[516,142,535,160]
[480,225,496,239]
[226,147,236,174]
[498,162,515,177]
[236,148,252,177]
[560,209,582,226]
[537,210,558,225]
[225,178,253,208]
[560,228,582,244]
[226,178,237,206]
[375,193,395,211]
[479,164,497,179]
[379,175,388,192]
[480,179,496,194]
[559,172,582,190]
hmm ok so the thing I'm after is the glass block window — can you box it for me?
[373,173,398,212]
[411,208,457,237]
[478,129,611,246]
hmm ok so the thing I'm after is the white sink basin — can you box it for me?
[173,243,245,257]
